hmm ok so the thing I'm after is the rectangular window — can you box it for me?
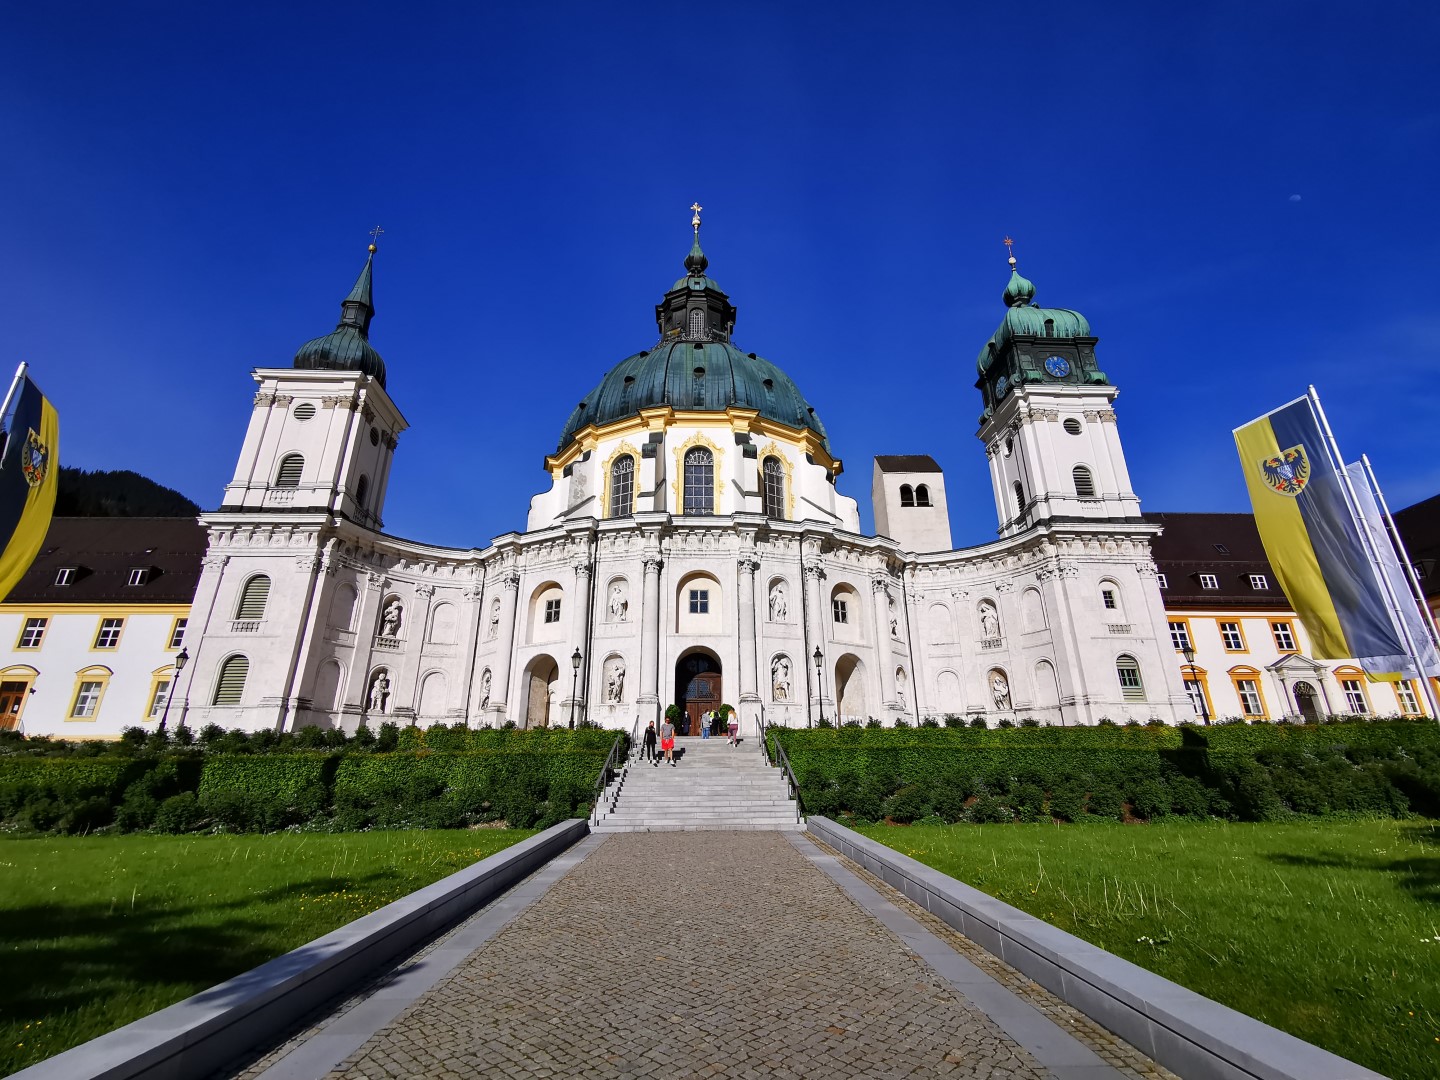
[1213,544,1230,554]
[1236,679,1264,717]
[148,679,172,718]
[832,597,848,624]
[18,618,48,649]
[71,681,103,718]
[688,589,710,614]
[1156,573,1168,589]
[1219,621,1245,651]
[1117,661,1145,701]
[93,618,124,649]
[543,599,562,624]
[1102,589,1117,610]
[1249,574,1269,590]
[1199,574,1219,590]
[1397,681,1421,715]
[127,568,149,586]
[1168,620,1191,651]
[1270,621,1296,651]
[1184,679,1208,717]
[168,618,188,650]
[1342,679,1369,714]
[54,567,76,586]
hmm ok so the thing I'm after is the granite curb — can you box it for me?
[12,818,589,1080]
[805,816,1387,1080]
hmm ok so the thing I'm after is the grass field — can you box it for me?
[0,828,534,1074]
[858,819,1440,1080]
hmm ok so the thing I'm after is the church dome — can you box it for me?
[556,217,831,452]
[293,246,387,388]
[977,261,1091,375]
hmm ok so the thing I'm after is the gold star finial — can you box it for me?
[368,225,384,253]
[691,202,703,231]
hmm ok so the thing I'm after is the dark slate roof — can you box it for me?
[1394,492,1440,601]
[4,517,207,605]
[875,455,942,474]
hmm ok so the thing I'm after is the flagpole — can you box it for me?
[0,363,27,462]
[1360,453,1440,720]
[1309,386,1438,719]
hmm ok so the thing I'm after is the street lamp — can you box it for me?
[568,648,582,729]
[1180,643,1209,726]
[159,647,189,733]
[812,646,825,727]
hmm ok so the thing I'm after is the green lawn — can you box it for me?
[0,828,534,1074]
[858,819,1440,1080]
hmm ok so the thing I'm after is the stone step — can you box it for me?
[592,822,805,833]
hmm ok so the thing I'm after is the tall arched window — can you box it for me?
[609,455,635,518]
[1013,481,1025,515]
[236,575,271,620]
[1116,655,1145,702]
[275,454,304,488]
[213,655,250,705]
[899,484,915,507]
[683,447,714,515]
[688,308,705,338]
[355,474,369,509]
[915,484,931,506]
[762,456,785,519]
[1073,465,1096,498]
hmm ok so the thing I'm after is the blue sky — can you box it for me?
[2,2,1437,549]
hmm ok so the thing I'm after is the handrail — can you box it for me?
[766,722,804,825]
[590,730,628,827]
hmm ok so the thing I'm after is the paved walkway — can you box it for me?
[236,832,1175,1080]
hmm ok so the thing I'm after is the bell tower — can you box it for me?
[975,245,1140,538]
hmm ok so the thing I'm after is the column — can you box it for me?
[802,559,826,718]
[737,554,761,734]
[340,571,388,726]
[567,561,593,724]
[872,578,897,712]
[637,554,663,724]
[176,552,229,728]
[457,582,484,722]
[489,572,521,722]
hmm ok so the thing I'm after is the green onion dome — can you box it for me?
[293,247,387,388]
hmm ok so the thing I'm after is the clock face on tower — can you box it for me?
[1043,355,1071,378]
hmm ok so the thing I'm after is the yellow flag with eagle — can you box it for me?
[0,366,60,602]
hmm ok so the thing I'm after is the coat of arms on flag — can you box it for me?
[20,429,48,488]
[1259,445,1310,496]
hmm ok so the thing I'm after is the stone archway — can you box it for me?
[835,654,867,723]
[674,651,721,737]
[1294,681,1321,724]
[524,655,559,729]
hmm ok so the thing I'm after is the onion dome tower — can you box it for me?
[293,243,387,388]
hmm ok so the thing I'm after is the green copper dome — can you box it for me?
[977,265,1091,376]
[558,226,831,452]
[294,248,387,388]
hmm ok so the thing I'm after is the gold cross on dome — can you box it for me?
[369,225,385,246]
[691,202,703,229]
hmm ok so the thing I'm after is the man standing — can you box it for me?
[660,716,676,767]
[642,720,658,766]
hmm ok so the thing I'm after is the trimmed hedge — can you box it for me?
[772,720,1440,824]
[0,725,622,835]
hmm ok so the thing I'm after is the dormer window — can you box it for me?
[127,568,150,587]
[688,308,705,338]
[54,567,76,586]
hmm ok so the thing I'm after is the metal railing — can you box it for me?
[764,722,805,825]
[589,729,629,827]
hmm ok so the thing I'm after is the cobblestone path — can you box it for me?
[322,832,1058,1079]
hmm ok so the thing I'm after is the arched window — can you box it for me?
[762,456,785,518]
[1013,481,1025,515]
[1073,465,1096,498]
[275,454,304,488]
[1116,655,1145,702]
[213,655,249,705]
[683,447,714,515]
[235,575,271,620]
[915,484,931,507]
[355,474,369,508]
[688,308,705,338]
[899,484,915,507]
[609,455,635,518]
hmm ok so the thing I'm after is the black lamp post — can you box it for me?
[812,646,825,727]
[568,648,582,729]
[1180,643,1210,726]
[159,647,189,733]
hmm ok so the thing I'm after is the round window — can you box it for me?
[293,402,316,421]
[1064,418,1082,435]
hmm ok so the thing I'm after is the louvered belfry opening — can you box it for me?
[213,655,250,705]
[275,454,304,487]
[1073,465,1096,498]
[236,575,271,620]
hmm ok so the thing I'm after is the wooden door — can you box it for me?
[677,655,721,736]
[0,681,28,731]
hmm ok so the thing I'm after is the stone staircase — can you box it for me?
[592,737,802,832]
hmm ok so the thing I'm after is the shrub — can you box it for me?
[883,784,931,824]
[968,794,1012,824]
[969,716,987,729]
[1048,782,1086,822]
[1086,782,1125,821]
[1009,782,1046,822]
[1130,779,1173,820]
[154,792,205,833]
[944,714,965,729]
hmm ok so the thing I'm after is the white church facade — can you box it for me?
[162,217,1192,737]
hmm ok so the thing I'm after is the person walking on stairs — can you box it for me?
[727,711,740,746]
[660,717,676,767]
[641,720,658,765]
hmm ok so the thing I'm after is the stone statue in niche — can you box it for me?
[487,599,500,640]
[605,659,625,703]
[989,670,1011,711]
[772,656,791,702]
[478,668,492,710]
[896,668,909,711]
[369,671,391,713]
[608,582,628,622]
[768,581,788,622]
[380,599,403,638]
[889,595,900,638]
[979,602,1000,640]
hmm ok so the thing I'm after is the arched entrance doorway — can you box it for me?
[835,654,866,723]
[675,652,721,737]
[1294,681,1321,723]
[524,655,559,728]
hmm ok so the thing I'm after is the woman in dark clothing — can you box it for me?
[642,720,658,765]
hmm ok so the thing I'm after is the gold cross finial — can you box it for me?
[691,202,703,231]
[1003,235,1016,268]
[368,225,384,253]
